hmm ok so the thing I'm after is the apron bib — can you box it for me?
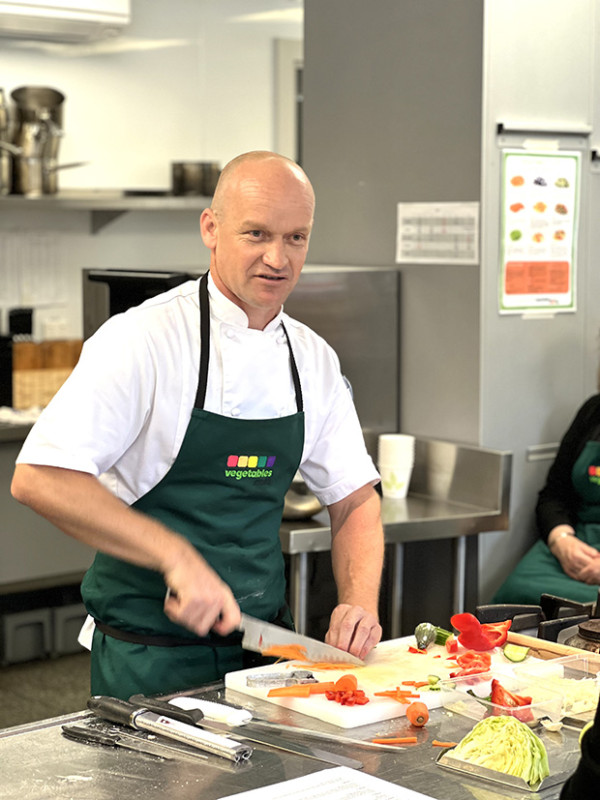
[493,440,600,605]
[82,273,305,698]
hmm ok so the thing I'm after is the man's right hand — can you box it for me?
[162,551,241,637]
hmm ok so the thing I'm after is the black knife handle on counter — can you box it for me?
[128,693,205,725]
[88,695,147,727]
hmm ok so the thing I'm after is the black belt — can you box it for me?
[94,605,290,648]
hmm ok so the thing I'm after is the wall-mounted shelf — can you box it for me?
[0,190,211,233]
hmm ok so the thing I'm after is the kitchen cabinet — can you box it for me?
[0,190,211,233]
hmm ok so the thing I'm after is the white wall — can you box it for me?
[0,0,302,339]
[1,0,303,188]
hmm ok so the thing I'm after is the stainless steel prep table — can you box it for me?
[0,680,574,800]
[282,437,512,637]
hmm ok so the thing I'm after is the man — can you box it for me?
[11,151,384,699]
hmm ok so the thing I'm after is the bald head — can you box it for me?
[200,150,315,329]
[211,151,315,221]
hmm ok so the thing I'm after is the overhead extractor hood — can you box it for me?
[0,0,131,43]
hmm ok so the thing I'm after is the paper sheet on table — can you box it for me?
[219,766,436,799]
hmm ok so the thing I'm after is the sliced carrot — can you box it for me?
[261,644,309,661]
[267,685,312,697]
[305,661,363,670]
[401,680,429,688]
[307,681,336,694]
[334,674,358,692]
[372,736,418,745]
[432,740,458,748]
[374,688,420,704]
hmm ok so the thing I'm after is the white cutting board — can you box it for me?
[225,636,459,729]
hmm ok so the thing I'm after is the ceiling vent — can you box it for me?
[0,1,131,43]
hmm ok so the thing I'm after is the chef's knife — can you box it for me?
[239,613,365,666]
[129,694,363,769]
[88,696,252,764]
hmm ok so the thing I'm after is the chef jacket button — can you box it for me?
[277,335,287,345]
[231,407,241,417]
[226,329,236,340]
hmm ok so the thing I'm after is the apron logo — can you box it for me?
[225,454,276,480]
[588,465,600,485]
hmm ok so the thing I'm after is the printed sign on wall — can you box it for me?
[499,150,580,314]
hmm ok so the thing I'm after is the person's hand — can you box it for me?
[553,534,600,583]
[576,554,600,585]
[163,550,241,637]
[325,603,382,661]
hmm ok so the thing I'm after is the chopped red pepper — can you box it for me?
[445,635,458,654]
[490,678,533,723]
[450,614,511,651]
[408,646,427,654]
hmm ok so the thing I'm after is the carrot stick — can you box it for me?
[432,740,458,747]
[307,682,336,694]
[371,736,418,745]
[305,661,363,670]
[267,684,312,697]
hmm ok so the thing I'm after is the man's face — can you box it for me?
[201,160,314,329]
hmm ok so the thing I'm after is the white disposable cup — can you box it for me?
[378,433,415,465]
[379,463,413,499]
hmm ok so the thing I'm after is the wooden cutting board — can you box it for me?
[225,636,510,729]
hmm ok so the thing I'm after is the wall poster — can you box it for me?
[499,149,580,314]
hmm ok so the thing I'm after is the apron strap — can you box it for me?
[194,271,303,413]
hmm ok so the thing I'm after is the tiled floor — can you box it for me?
[0,651,91,730]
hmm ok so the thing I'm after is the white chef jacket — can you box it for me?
[17,273,379,508]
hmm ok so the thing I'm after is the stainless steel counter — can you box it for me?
[283,437,512,637]
[0,681,575,800]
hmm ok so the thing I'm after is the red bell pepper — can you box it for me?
[490,678,533,723]
[450,613,512,651]
[449,649,492,678]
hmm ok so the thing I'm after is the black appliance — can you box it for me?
[83,268,197,340]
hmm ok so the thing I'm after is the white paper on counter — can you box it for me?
[219,766,436,800]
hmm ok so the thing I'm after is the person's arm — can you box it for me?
[560,700,600,799]
[11,463,240,636]
[324,483,384,660]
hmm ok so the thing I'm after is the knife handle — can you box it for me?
[88,695,138,727]
[129,694,204,725]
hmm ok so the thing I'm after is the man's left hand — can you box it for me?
[325,603,382,661]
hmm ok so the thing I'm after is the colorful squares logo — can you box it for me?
[589,466,600,477]
[227,455,276,468]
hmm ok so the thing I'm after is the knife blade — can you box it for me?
[61,721,209,762]
[129,694,363,770]
[198,717,364,770]
[239,613,365,666]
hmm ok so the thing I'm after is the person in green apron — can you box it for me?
[494,394,600,605]
[12,151,384,699]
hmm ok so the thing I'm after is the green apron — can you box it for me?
[493,440,600,605]
[82,273,305,699]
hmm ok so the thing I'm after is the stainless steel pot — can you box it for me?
[0,141,20,196]
[172,161,221,196]
[283,474,324,520]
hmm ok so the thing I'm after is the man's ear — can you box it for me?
[200,208,218,248]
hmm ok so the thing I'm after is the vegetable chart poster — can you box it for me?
[499,149,580,314]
